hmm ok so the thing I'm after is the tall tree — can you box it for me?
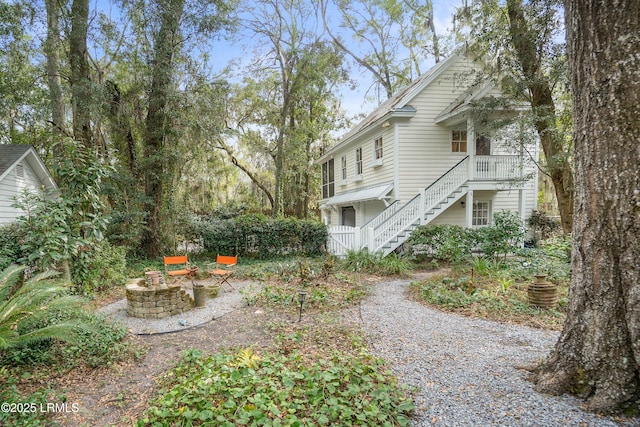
[0,0,49,146]
[230,0,347,217]
[141,0,186,258]
[69,0,93,149]
[531,0,640,413]
[138,0,234,256]
[458,0,574,233]
[44,0,66,139]
[321,0,446,100]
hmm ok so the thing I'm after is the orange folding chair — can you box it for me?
[164,255,191,285]
[210,255,237,292]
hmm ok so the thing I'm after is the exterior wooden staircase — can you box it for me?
[367,156,470,255]
[326,155,525,256]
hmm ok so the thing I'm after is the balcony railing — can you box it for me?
[473,155,523,180]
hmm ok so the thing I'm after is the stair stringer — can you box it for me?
[380,184,469,256]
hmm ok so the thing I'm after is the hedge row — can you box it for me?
[186,214,328,258]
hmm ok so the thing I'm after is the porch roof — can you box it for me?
[320,183,393,209]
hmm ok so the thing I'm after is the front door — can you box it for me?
[341,206,356,227]
[476,135,491,155]
[475,135,491,175]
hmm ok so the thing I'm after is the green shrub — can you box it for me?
[528,210,560,242]
[13,139,113,290]
[0,266,87,353]
[0,266,134,369]
[137,349,414,427]
[477,210,525,258]
[71,239,127,293]
[406,224,477,264]
[509,237,572,285]
[0,223,28,271]
[188,214,327,258]
[2,307,133,369]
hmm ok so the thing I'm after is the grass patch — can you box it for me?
[342,250,412,276]
[137,348,414,427]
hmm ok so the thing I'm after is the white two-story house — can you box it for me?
[318,51,538,256]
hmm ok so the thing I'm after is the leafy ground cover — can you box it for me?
[3,246,572,426]
[136,258,415,426]
[138,348,414,427]
[408,257,568,330]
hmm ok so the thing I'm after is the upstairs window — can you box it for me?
[15,164,24,179]
[341,156,347,180]
[452,130,467,153]
[322,159,334,198]
[374,137,383,159]
[355,147,363,175]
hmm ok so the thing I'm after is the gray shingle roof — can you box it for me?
[0,144,31,176]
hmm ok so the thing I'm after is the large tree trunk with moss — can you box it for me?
[45,0,66,140]
[141,0,185,258]
[531,0,640,413]
[69,0,93,149]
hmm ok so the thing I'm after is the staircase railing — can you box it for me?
[366,156,470,252]
[358,200,399,247]
[423,156,469,213]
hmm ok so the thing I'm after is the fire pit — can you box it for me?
[126,272,194,319]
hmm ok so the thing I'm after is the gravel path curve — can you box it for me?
[354,279,639,427]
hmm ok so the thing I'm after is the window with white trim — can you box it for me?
[452,130,467,153]
[322,159,334,198]
[355,147,363,175]
[374,137,383,160]
[15,164,24,179]
[472,201,490,226]
[341,155,347,180]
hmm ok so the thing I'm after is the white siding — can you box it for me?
[429,187,537,228]
[430,201,467,226]
[327,126,395,195]
[321,53,539,240]
[0,161,45,225]
[396,57,479,202]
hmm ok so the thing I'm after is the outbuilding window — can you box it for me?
[322,159,334,198]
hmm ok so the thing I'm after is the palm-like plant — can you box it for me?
[0,265,89,350]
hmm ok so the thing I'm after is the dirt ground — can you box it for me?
[50,305,282,426]
[40,273,404,426]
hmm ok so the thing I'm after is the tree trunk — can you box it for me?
[44,0,66,141]
[531,0,640,413]
[141,0,186,258]
[506,0,574,233]
[106,80,139,177]
[69,0,93,149]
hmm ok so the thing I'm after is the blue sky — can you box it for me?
[198,0,462,119]
[93,0,461,120]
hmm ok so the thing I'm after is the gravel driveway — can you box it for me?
[353,279,639,427]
